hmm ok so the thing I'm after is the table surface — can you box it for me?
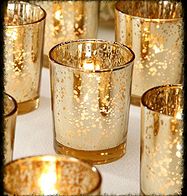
[13,22,141,195]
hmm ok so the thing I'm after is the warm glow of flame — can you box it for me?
[55,10,62,20]
[38,159,58,195]
[176,110,182,120]
[153,45,162,54]
[6,28,18,40]
[8,4,15,11]
[83,59,100,71]
[83,61,95,71]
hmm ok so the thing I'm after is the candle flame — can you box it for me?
[82,59,100,71]
[6,28,18,40]
[38,157,58,194]
[55,10,62,20]
[175,110,182,120]
[153,44,164,54]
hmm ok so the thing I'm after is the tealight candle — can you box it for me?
[4,155,102,195]
[49,39,135,164]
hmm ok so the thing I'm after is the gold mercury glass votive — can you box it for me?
[4,155,102,195]
[140,84,183,195]
[34,0,99,68]
[4,93,17,164]
[115,0,183,106]
[4,2,46,114]
[49,39,135,164]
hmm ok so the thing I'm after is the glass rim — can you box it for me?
[141,84,183,117]
[5,1,46,27]
[4,92,17,118]
[4,154,102,194]
[49,39,135,73]
[115,0,182,22]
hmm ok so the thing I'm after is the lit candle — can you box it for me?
[49,40,134,164]
[38,157,58,195]
[4,155,102,195]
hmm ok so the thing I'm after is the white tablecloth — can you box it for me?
[13,22,141,195]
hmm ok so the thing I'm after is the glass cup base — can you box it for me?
[54,140,126,165]
[18,96,39,115]
[131,95,141,106]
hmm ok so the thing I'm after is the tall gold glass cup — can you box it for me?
[34,1,99,68]
[4,2,46,114]
[115,1,183,106]
[141,84,183,195]
[49,39,134,164]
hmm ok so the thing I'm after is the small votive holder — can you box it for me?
[34,1,99,68]
[4,1,46,114]
[140,84,183,195]
[4,93,17,164]
[4,155,102,195]
[115,0,183,106]
[49,39,134,164]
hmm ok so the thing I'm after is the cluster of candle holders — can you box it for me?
[3,0,184,195]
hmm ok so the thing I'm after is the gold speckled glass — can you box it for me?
[33,1,99,68]
[4,2,46,114]
[99,1,116,23]
[49,39,134,164]
[4,155,102,195]
[115,1,183,106]
[140,84,183,195]
[4,93,17,164]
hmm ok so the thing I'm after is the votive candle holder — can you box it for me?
[115,0,183,106]
[4,1,46,114]
[140,84,183,195]
[49,39,135,164]
[34,1,99,68]
[4,155,102,195]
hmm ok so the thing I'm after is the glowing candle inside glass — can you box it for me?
[38,157,58,195]
[49,40,134,164]
[4,155,102,195]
